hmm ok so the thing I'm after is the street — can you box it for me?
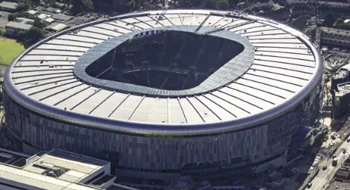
[307,140,350,190]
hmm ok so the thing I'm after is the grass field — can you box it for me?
[0,38,25,65]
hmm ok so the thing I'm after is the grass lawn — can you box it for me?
[0,38,25,65]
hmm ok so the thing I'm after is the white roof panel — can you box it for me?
[37,44,89,52]
[110,95,143,120]
[90,93,129,118]
[58,35,104,44]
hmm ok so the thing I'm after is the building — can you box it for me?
[0,1,18,12]
[27,10,38,16]
[5,17,34,37]
[44,18,55,25]
[3,10,323,180]
[328,181,350,190]
[335,168,350,181]
[320,27,350,48]
[45,22,69,32]
[328,164,350,190]
[52,14,73,22]
[333,82,350,118]
[0,148,116,190]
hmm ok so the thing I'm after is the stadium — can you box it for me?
[3,10,323,180]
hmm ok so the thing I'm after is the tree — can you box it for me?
[127,0,136,11]
[16,3,30,11]
[82,0,94,10]
[0,28,5,36]
[29,0,41,6]
[203,0,216,9]
[216,0,229,10]
[324,11,336,27]
[8,14,17,21]
[334,18,344,27]
[71,0,94,14]
[228,0,239,8]
[26,27,44,42]
[33,17,45,29]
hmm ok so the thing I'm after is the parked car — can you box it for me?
[307,182,312,188]
[323,165,327,170]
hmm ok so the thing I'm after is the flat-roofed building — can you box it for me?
[5,17,34,37]
[0,149,116,190]
[46,22,69,32]
[320,27,350,47]
[0,1,18,12]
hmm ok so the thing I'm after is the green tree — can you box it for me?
[16,3,30,11]
[33,17,45,29]
[127,0,136,11]
[334,18,344,27]
[228,0,238,8]
[216,0,229,9]
[203,0,216,9]
[71,0,94,14]
[29,0,41,6]
[0,28,6,36]
[82,0,94,9]
[324,11,337,27]
[26,27,44,42]
[8,14,17,21]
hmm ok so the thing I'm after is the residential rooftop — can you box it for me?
[6,21,32,30]
[0,1,18,10]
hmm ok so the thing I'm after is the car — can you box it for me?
[323,165,328,170]
[307,182,312,188]
[343,149,347,154]
[347,138,350,142]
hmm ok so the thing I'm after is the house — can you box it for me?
[27,10,38,16]
[52,14,73,22]
[0,1,18,12]
[37,13,51,21]
[44,18,55,25]
[335,168,350,182]
[45,7,61,13]
[46,22,69,33]
[5,17,34,37]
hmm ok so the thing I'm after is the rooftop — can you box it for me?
[4,10,322,135]
[16,17,35,24]
[0,149,112,190]
[321,27,350,36]
[52,13,73,21]
[6,21,32,30]
[329,180,350,190]
[0,1,18,10]
[46,22,69,32]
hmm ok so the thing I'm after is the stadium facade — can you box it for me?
[3,10,323,180]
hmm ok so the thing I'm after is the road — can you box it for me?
[307,140,350,190]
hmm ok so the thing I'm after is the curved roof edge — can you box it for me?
[3,9,324,136]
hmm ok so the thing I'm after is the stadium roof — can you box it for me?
[4,10,323,135]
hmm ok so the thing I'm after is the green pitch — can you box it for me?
[0,38,25,65]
